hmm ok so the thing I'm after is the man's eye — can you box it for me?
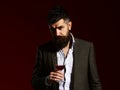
[50,28,56,31]
[58,26,63,30]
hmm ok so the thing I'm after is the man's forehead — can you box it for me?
[50,19,65,27]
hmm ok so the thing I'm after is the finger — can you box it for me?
[53,78,62,82]
[56,70,64,75]
[50,72,64,82]
[50,76,63,82]
[54,75,63,80]
[52,71,64,77]
[50,73,63,79]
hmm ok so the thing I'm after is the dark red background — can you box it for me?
[0,0,119,90]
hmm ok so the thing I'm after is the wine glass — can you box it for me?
[56,65,65,70]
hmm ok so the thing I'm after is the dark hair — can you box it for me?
[47,5,70,25]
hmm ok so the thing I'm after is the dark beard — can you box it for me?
[52,33,71,51]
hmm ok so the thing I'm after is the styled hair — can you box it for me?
[47,5,70,25]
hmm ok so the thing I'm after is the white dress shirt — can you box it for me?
[57,33,75,90]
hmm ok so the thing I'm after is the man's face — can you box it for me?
[49,19,72,50]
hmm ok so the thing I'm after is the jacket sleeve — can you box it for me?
[88,43,102,90]
[31,47,49,90]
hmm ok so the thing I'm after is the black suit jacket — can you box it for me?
[32,39,102,90]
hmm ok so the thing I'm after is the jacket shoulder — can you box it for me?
[75,38,93,47]
[37,41,56,52]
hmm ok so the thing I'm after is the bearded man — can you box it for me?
[32,6,102,90]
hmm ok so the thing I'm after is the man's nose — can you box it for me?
[56,29,61,36]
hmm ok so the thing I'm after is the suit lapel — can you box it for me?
[51,52,59,90]
[51,52,57,71]
[70,39,84,90]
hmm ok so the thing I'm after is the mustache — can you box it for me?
[52,33,71,50]
[54,36,66,40]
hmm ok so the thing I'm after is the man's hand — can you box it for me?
[49,70,64,82]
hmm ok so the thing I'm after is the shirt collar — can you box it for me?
[70,33,75,51]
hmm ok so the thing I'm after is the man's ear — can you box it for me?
[68,21,72,31]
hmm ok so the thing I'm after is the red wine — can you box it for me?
[56,65,65,70]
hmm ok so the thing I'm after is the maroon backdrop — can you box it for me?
[0,0,119,90]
